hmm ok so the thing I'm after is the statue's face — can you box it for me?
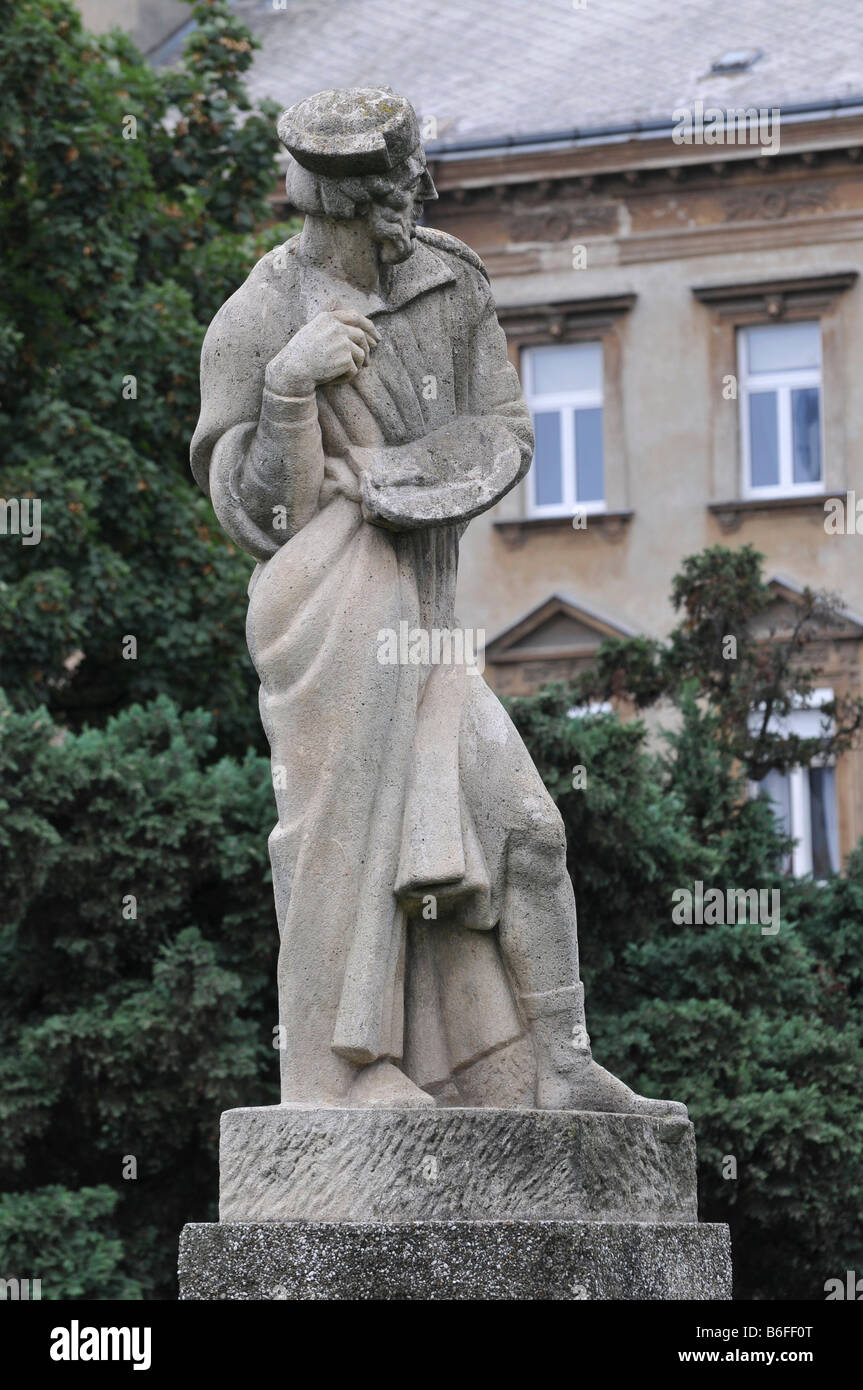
[366,148,438,264]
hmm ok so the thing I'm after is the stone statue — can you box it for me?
[180,86,728,1302]
[190,87,685,1121]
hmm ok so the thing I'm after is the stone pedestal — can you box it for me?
[179,1218,730,1300]
[178,1106,731,1300]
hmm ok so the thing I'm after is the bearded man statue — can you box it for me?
[191,87,685,1120]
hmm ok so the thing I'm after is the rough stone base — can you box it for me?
[219,1106,698,1223]
[178,1220,732,1300]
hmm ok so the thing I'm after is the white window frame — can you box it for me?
[755,764,838,878]
[749,688,839,878]
[523,344,606,518]
[738,321,825,500]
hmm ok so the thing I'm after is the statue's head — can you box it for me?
[277,87,438,264]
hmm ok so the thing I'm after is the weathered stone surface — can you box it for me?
[180,85,732,1306]
[219,1106,698,1224]
[277,86,423,178]
[189,86,689,1122]
[179,1220,732,1301]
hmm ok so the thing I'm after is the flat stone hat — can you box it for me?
[277,87,422,177]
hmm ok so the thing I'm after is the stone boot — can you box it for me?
[522,986,688,1119]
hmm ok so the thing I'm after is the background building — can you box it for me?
[76,0,189,55]
[80,0,863,868]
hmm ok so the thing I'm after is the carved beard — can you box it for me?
[368,194,423,264]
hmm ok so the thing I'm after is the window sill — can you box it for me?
[494,510,634,547]
[708,492,844,533]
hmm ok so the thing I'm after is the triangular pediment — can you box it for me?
[485,594,638,664]
[749,577,863,643]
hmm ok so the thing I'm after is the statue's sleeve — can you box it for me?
[190,275,325,562]
[360,270,534,530]
[207,391,326,561]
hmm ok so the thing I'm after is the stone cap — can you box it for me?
[277,87,421,176]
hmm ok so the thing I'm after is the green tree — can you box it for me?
[0,0,294,1300]
[573,544,863,780]
[0,1186,142,1300]
[507,549,863,1300]
[0,693,277,1298]
[0,0,297,751]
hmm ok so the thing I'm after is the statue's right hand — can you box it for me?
[265,310,380,397]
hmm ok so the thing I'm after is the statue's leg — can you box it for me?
[463,680,687,1117]
[502,822,686,1115]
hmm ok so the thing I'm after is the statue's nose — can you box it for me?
[419,169,438,202]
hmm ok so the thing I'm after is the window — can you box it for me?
[738,320,824,498]
[751,688,840,877]
[523,342,605,516]
[757,766,839,878]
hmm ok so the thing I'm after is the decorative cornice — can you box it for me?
[616,212,863,266]
[692,271,858,319]
[496,296,636,344]
[426,125,863,199]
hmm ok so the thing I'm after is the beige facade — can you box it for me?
[421,116,863,866]
[75,0,187,53]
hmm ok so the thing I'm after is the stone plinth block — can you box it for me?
[218,1106,698,1224]
[178,1220,732,1300]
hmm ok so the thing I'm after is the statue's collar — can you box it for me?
[292,237,456,320]
[377,238,457,313]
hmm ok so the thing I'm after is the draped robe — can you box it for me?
[191,229,548,1103]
